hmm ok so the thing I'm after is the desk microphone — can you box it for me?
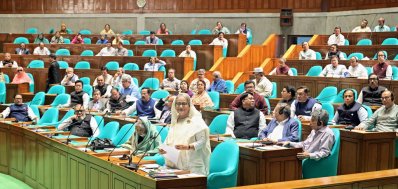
[344,125,355,131]
[84,114,105,152]
[63,104,84,145]
[123,125,165,171]
[107,123,135,161]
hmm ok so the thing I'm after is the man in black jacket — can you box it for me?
[46,54,61,92]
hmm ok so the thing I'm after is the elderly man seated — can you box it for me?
[61,67,79,86]
[0,53,18,68]
[58,104,99,137]
[0,94,39,123]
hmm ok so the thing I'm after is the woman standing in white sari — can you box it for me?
[159,93,211,175]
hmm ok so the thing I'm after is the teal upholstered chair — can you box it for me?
[63,38,71,44]
[188,39,202,45]
[140,78,160,90]
[134,40,146,45]
[75,61,91,69]
[306,66,322,76]
[344,39,350,45]
[302,128,340,179]
[29,105,40,118]
[295,118,302,141]
[3,74,9,83]
[13,37,29,44]
[122,40,130,45]
[55,109,75,128]
[83,85,93,98]
[142,49,157,57]
[356,39,372,46]
[316,86,337,103]
[26,92,45,106]
[208,91,220,109]
[97,121,120,140]
[112,124,135,146]
[225,80,234,94]
[26,27,39,34]
[122,30,133,35]
[361,104,373,118]
[37,108,59,126]
[55,49,70,56]
[264,97,271,115]
[94,116,105,130]
[127,50,134,56]
[171,40,184,45]
[315,52,322,60]
[123,63,139,71]
[347,52,364,60]
[198,29,212,35]
[83,38,91,44]
[160,49,176,57]
[139,30,150,35]
[392,66,398,80]
[27,60,44,68]
[47,85,65,95]
[50,94,70,107]
[81,50,94,56]
[381,38,398,45]
[151,90,169,100]
[207,140,239,189]
[365,66,373,75]
[80,77,91,85]
[234,83,245,94]
[209,114,229,135]
[105,61,119,71]
[79,29,92,35]
[321,103,335,124]
[269,82,277,99]
[0,82,5,104]
[291,68,298,76]
[333,89,358,103]
[57,61,69,69]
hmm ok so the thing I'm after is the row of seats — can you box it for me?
[305,65,398,79]
[26,28,171,35]
[313,50,398,61]
[344,37,398,46]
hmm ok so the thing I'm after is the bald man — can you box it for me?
[208,71,227,93]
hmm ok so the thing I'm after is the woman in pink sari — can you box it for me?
[12,67,31,84]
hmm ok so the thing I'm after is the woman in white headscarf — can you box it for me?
[159,93,211,175]
[121,116,161,156]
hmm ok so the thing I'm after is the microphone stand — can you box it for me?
[106,115,134,161]
[63,104,84,145]
[83,113,105,152]
[122,125,166,171]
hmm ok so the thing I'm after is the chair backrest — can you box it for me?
[321,102,335,122]
[63,38,71,44]
[29,105,40,118]
[55,49,70,56]
[264,97,271,115]
[66,28,73,34]
[83,38,91,44]
[122,40,130,45]
[208,140,239,189]
[80,77,91,86]
[394,54,398,61]
[392,66,398,80]
[79,29,92,35]
[316,86,337,103]
[151,90,170,100]
[156,126,169,143]
[38,108,59,125]
[127,50,134,57]
[134,40,146,45]
[83,85,93,98]
[121,30,133,35]
[157,38,164,45]
[132,77,139,86]
[381,38,398,45]
[105,61,120,71]
[57,61,69,69]
[139,30,150,35]
[171,40,184,45]
[140,78,160,90]
[341,52,347,59]
[356,38,372,46]
[3,74,9,83]
[26,27,38,34]
[306,66,323,76]
[50,94,70,107]
[198,29,212,35]
[208,91,220,109]
[27,73,34,92]
[347,52,364,60]
[81,50,94,56]
[160,49,176,57]
[94,115,105,130]
[225,80,234,94]
[365,66,373,75]
[188,39,203,45]
[361,104,373,118]
[290,68,298,76]
[190,29,197,34]
[74,61,91,69]
[315,52,322,60]
[13,37,29,44]
[97,121,120,140]
[30,91,46,105]
[0,82,5,103]
[344,39,350,45]
[47,85,65,95]
[295,118,302,141]
[302,128,340,179]
[123,63,139,71]
[209,114,229,134]
[112,124,135,146]
[142,49,157,57]
[158,66,166,78]
[27,60,44,68]
[234,83,245,94]
[269,82,277,98]
[56,109,75,128]
[333,88,358,103]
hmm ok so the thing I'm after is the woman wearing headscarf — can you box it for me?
[12,67,32,84]
[159,93,211,175]
[59,23,68,35]
[71,33,84,44]
[121,117,161,156]
[34,33,47,44]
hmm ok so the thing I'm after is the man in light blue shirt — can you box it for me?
[144,57,166,71]
[374,17,391,32]
[118,74,140,101]
[208,71,227,93]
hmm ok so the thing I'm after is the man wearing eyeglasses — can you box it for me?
[189,69,210,93]
[356,90,398,132]
[58,104,99,137]
[0,94,38,123]
[357,73,387,106]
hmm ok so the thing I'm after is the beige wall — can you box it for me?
[0,7,396,44]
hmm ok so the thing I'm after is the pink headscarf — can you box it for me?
[12,67,31,84]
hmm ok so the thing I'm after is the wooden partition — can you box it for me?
[309,32,398,46]
[1,33,245,58]
[0,68,163,92]
[4,44,222,70]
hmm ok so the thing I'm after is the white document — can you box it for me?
[159,143,180,165]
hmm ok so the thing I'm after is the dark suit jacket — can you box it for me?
[259,118,299,142]
[48,61,61,84]
[15,48,30,55]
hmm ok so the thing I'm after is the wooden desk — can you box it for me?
[5,83,29,103]
[201,109,232,125]
[0,121,207,189]
[338,129,396,175]
[232,169,398,189]
[210,139,302,186]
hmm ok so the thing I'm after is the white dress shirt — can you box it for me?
[1,106,38,121]
[96,47,116,56]
[267,119,287,141]
[210,38,228,48]
[299,49,316,60]
[327,34,345,46]
[348,63,368,78]
[0,61,18,68]
[254,76,273,97]
[178,50,197,60]
[143,61,166,71]
[319,64,347,77]
[352,26,371,32]
[33,47,50,55]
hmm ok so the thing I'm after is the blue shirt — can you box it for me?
[96,39,108,44]
[119,85,140,100]
[208,79,227,93]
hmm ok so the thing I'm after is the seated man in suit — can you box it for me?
[355,90,398,132]
[259,103,299,142]
[230,80,268,115]
[105,88,130,113]
[0,94,38,123]
[357,73,387,106]
[282,109,335,161]
[94,75,112,99]
[15,43,30,55]
[226,92,266,139]
[88,90,105,112]
[61,80,89,109]
[122,87,160,118]
[290,86,322,121]
[58,104,99,137]
[155,95,175,124]
[331,89,368,126]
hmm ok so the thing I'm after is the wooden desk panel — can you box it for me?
[310,45,398,60]
[313,32,398,46]
[5,83,29,103]
[338,130,396,175]
[211,139,302,186]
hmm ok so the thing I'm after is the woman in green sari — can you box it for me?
[122,116,161,156]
